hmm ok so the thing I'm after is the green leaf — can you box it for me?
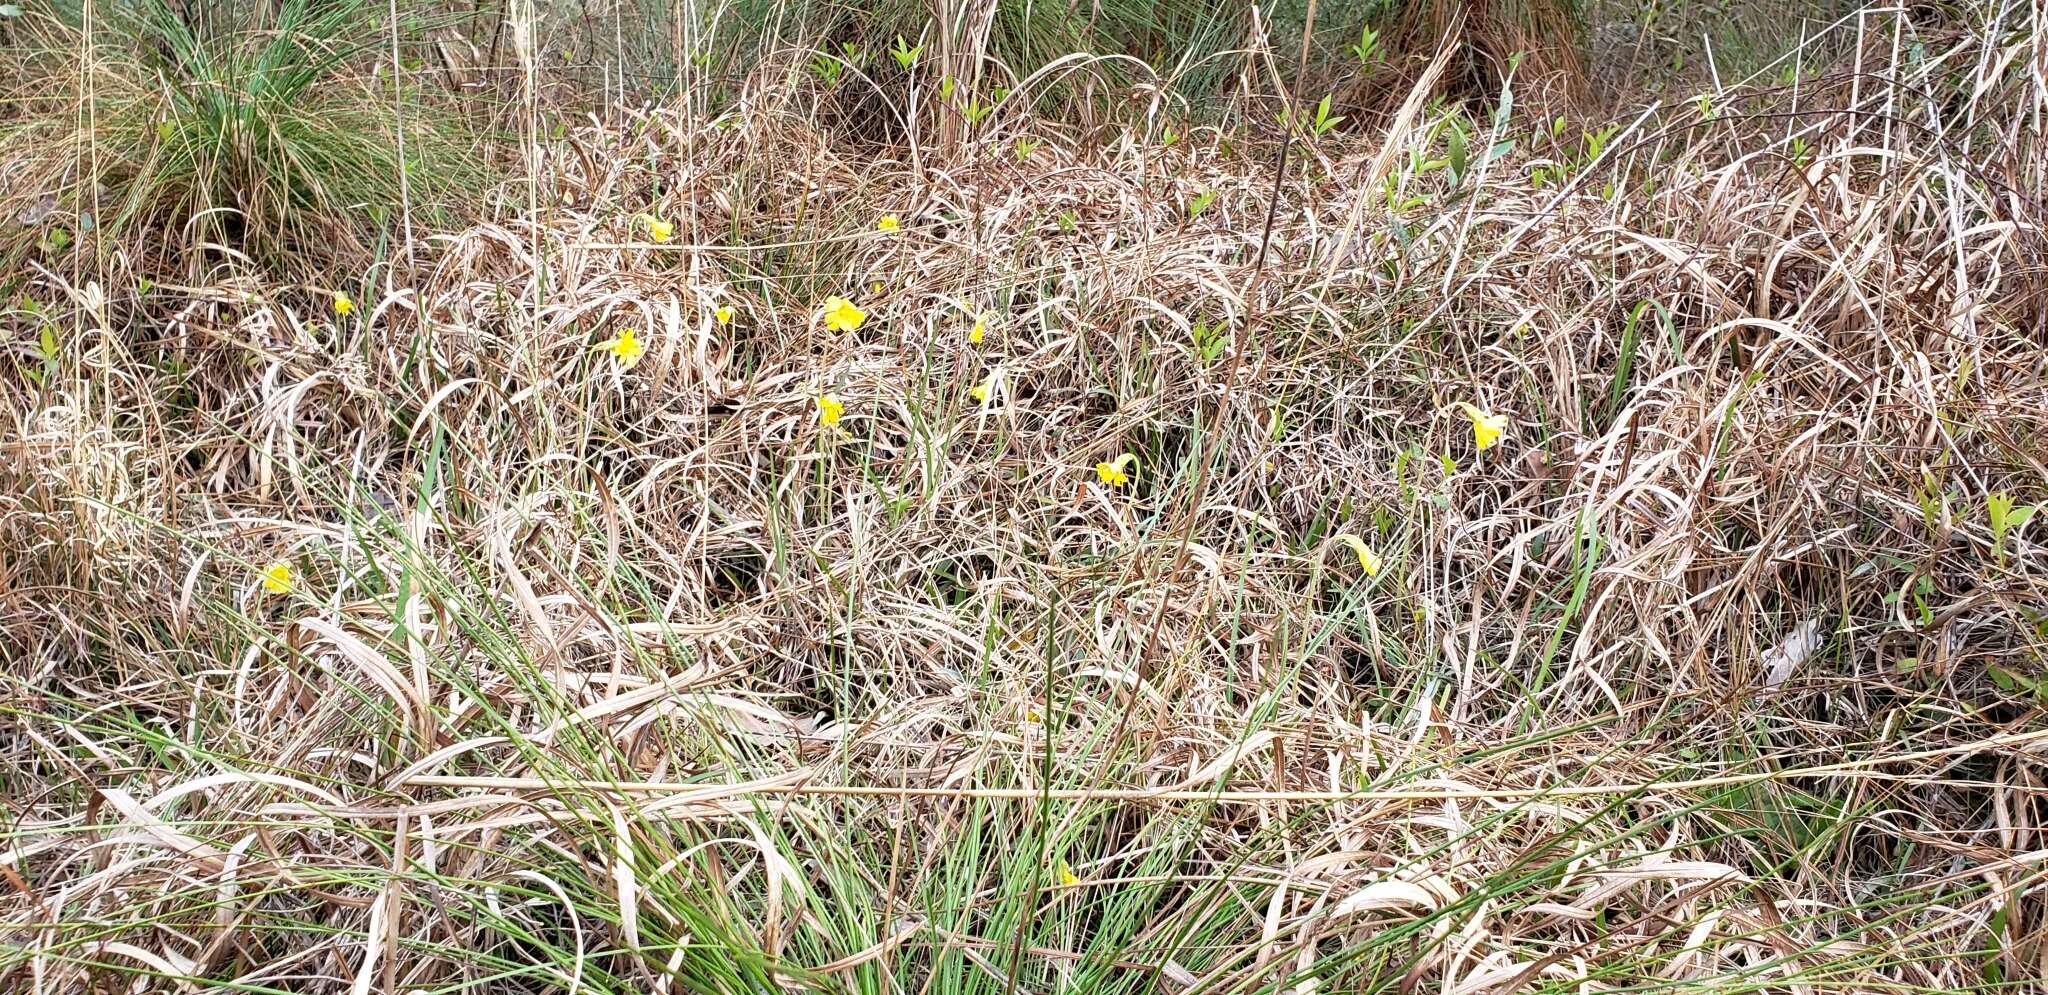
[1351,24,1381,66]
[890,35,921,70]
[810,53,844,86]
[1582,124,1619,162]
[1445,122,1468,180]
[1310,94,1344,135]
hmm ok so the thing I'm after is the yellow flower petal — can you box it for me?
[1058,861,1081,888]
[1095,453,1138,487]
[714,305,735,325]
[647,217,674,243]
[259,561,294,594]
[817,394,845,426]
[1333,533,1382,576]
[332,293,354,316]
[878,214,900,232]
[823,296,867,333]
[968,314,986,343]
[597,328,646,369]
[969,371,998,406]
[1454,402,1508,451]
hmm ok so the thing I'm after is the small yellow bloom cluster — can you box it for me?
[969,370,998,406]
[1331,533,1382,576]
[1454,402,1507,451]
[260,561,294,594]
[1095,453,1138,487]
[823,296,867,333]
[595,328,646,369]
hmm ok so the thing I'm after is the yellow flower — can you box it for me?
[1095,453,1138,487]
[1332,533,1382,576]
[714,305,735,326]
[1453,402,1508,451]
[823,296,867,333]
[259,561,294,595]
[878,213,901,232]
[646,216,674,243]
[1057,860,1081,888]
[968,314,987,344]
[869,281,883,295]
[817,394,845,426]
[969,371,997,406]
[332,293,354,317]
[596,328,646,369]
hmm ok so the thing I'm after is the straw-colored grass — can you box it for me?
[4,4,2047,993]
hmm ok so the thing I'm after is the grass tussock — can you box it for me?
[4,3,2048,993]
[0,0,482,276]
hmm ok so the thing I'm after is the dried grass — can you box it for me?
[4,6,2048,993]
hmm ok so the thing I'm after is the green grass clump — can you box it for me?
[1,0,479,275]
